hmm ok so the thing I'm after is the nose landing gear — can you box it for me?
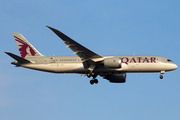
[160,74,163,79]
[160,71,165,79]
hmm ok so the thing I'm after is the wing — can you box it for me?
[45,25,103,62]
[46,25,104,70]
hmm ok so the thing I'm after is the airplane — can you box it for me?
[5,25,178,85]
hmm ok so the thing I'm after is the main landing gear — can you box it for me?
[87,73,98,85]
[90,79,98,85]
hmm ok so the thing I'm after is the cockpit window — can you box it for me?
[167,59,172,62]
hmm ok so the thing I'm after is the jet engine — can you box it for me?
[104,57,122,68]
[103,73,126,83]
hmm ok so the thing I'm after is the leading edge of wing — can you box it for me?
[45,25,103,62]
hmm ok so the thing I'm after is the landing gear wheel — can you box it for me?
[90,80,94,85]
[94,79,98,84]
[87,74,91,78]
[160,75,163,79]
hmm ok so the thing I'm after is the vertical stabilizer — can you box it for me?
[13,33,43,58]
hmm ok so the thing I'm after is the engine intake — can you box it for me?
[104,57,122,68]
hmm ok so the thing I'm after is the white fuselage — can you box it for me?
[21,55,177,74]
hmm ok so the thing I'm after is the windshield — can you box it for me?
[167,59,173,62]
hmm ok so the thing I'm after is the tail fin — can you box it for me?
[13,33,43,58]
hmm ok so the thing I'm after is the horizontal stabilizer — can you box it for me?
[5,52,31,63]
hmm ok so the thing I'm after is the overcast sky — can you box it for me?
[0,0,180,120]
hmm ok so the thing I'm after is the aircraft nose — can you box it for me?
[166,63,178,71]
[174,64,178,69]
[171,63,178,70]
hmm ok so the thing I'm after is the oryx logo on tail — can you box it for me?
[14,36,36,58]
[13,33,43,58]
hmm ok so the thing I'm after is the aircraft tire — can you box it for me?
[90,80,94,85]
[160,75,163,79]
[94,79,98,84]
[87,74,91,78]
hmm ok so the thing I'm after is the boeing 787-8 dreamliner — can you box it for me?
[5,25,178,85]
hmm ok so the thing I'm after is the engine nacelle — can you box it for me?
[104,73,126,83]
[104,57,122,68]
